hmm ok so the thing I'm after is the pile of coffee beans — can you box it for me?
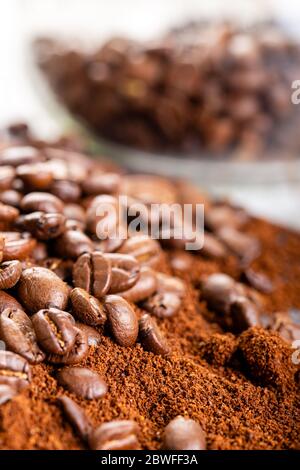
[35,21,300,158]
[0,122,299,449]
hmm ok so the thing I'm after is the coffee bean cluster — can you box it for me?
[0,122,298,449]
[35,21,300,158]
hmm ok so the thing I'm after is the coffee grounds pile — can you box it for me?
[0,125,299,450]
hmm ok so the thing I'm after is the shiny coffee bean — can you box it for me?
[86,194,120,235]
[2,235,36,261]
[18,267,69,313]
[142,291,182,318]
[81,172,121,195]
[118,267,157,303]
[70,288,107,326]
[139,314,169,355]
[0,350,31,391]
[0,166,15,191]
[63,203,86,223]
[0,308,45,364]
[201,273,242,314]
[0,260,22,289]
[155,272,185,297]
[0,189,22,208]
[16,162,53,190]
[76,323,102,347]
[0,290,23,314]
[54,230,93,259]
[105,253,140,294]
[57,396,92,442]
[201,232,227,259]
[32,308,76,355]
[119,235,162,268]
[88,420,140,450]
[73,252,112,297]
[241,268,273,294]
[0,146,42,167]
[48,327,88,364]
[163,416,206,450]
[104,295,138,347]
[20,191,64,214]
[16,212,66,240]
[51,180,81,202]
[217,226,260,263]
[57,366,107,399]
[121,174,177,205]
[0,384,17,405]
[0,202,19,223]
[230,296,260,332]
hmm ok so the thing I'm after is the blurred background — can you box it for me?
[1,0,300,227]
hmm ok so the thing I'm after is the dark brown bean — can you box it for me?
[54,230,93,259]
[142,291,182,318]
[201,273,242,315]
[2,236,36,261]
[63,203,86,223]
[48,327,88,364]
[241,268,273,294]
[0,308,45,364]
[70,288,106,326]
[57,366,107,399]
[88,420,140,450]
[16,212,66,240]
[139,314,169,355]
[0,189,22,208]
[0,166,15,191]
[104,295,138,347]
[269,312,300,343]
[119,235,163,268]
[16,163,53,190]
[0,146,42,167]
[118,267,157,302]
[230,297,260,332]
[81,172,121,195]
[32,308,76,355]
[51,180,81,203]
[57,396,92,442]
[0,203,19,223]
[0,350,31,391]
[0,384,17,405]
[201,232,227,259]
[0,260,22,289]
[217,226,260,263]
[0,290,23,314]
[20,192,64,214]
[73,252,112,297]
[75,323,102,347]
[86,194,120,235]
[163,416,206,450]
[105,253,140,294]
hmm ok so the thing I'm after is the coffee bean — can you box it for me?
[18,267,69,313]
[269,312,300,343]
[201,273,241,314]
[51,180,81,202]
[55,230,93,259]
[0,189,22,208]
[81,172,121,195]
[104,295,138,347]
[21,192,64,214]
[121,174,177,205]
[48,327,88,364]
[63,203,86,223]
[75,323,102,347]
[217,227,260,263]
[118,267,157,303]
[0,290,23,314]
[155,272,185,297]
[16,163,53,190]
[119,235,162,268]
[139,314,169,355]
[142,291,182,318]
[40,257,73,281]
[201,232,227,259]
[163,416,206,450]
[0,260,22,289]
[170,252,193,272]
[86,194,121,235]
[57,396,92,442]
[0,308,45,363]
[105,253,140,294]
[2,235,36,261]
[241,268,273,294]
[0,384,17,405]
[205,205,249,231]
[73,252,112,297]
[230,297,260,332]
[16,212,66,240]
[32,308,76,355]
[88,420,140,450]
[0,146,42,167]
[0,166,15,191]
[0,202,19,223]
[57,366,107,399]
[0,350,31,392]
[70,288,106,326]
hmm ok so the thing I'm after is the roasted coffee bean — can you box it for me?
[48,327,88,364]
[65,219,86,232]
[241,268,273,294]
[70,288,106,326]
[201,232,227,259]
[139,314,169,355]
[0,290,23,314]
[118,267,157,303]
[0,202,19,223]
[0,146,42,167]
[104,295,138,347]
[32,308,76,355]
[217,227,260,263]
[201,273,242,315]
[105,253,140,294]
[230,297,260,332]
[94,236,124,254]
[205,205,249,231]
[0,350,31,391]
[73,252,112,297]
[0,384,17,405]
[170,252,193,272]
[0,260,22,289]
[20,192,64,214]
[86,194,121,235]
[121,175,177,205]
[119,235,162,268]
[163,416,206,450]
[81,172,121,195]
[142,291,182,318]
[16,163,53,190]
[16,212,66,240]
[2,235,36,261]
[57,396,92,442]
[269,312,300,343]
[0,166,15,191]
[0,308,45,364]
[155,272,185,297]
[63,203,86,223]
[51,180,81,202]
[0,189,22,208]
[76,323,102,347]
[54,230,93,259]
[18,267,69,313]
[88,420,140,450]
[57,366,107,399]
